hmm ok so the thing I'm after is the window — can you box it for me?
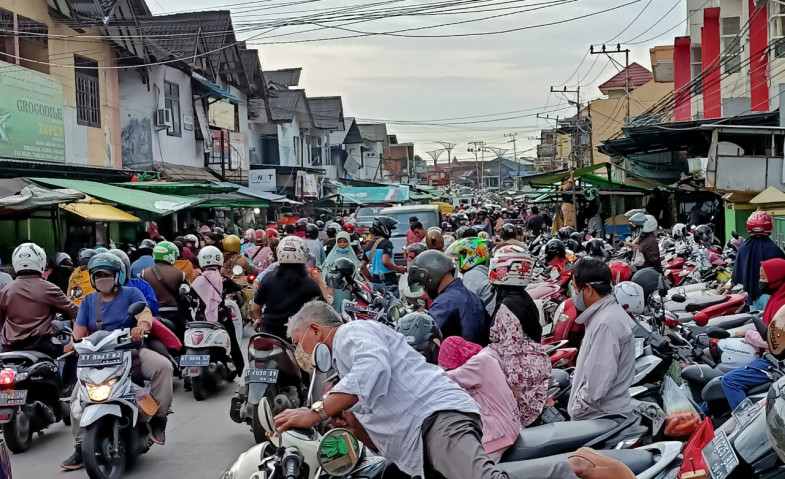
[74,55,100,127]
[691,46,703,94]
[293,136,301,164]
[260,135,280,165]
[771,2,785,59]
[721,16,742,75]
[164,81,181,137]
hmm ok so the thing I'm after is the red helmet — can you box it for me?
[609,261,632,285]
[747,211,773,236]
[343,223,356,234]
[265,228,279,239]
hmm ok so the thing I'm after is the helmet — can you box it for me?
[325,225,338,238]
[477,208,488,217]
[441,221,450,232]
[94,247,108,254]
[427,226,443,235]
[223,235,241,253]
[585,238,608,260]
[442,234,456,251]
[489,245,534,288]
[631,267,662,301]
[565,239,581,254]
[695,224,714,244]
[558,226,575,240]
[139,239,156,249]
[152,241,178,265]
[405,243,427,263]
[198,245,224,269]
[295,218,308,232]
[544,238,566,262]
[266,228,279,239]
[54,252,72,267]
[478,231,490,240]
[87,253,124,290]
[255,229,267,244]
[343,223,356,235]
[184,234,199,245]
[78,248,97,267]
[12,243,46,274]
[372,217,397,237]
[277,235,309,264]
[766,376,785,463]
[501,223,517,240]
[671,223,689,240]
[316,220,325,229]
[449,238,489,272]
[107,249,131,285]
[305,224,320,239]
[747,211,773,236]
[629,213,658,233]
[243,229,255,242]
[570,232,582,243]
[609,261,632,285]
[613,281,645,315]
[425,230,445,251]
[396,312,442,364]
[408,250,455,297]
[326,257,356,289]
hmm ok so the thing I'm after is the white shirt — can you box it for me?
[330,320,480,476]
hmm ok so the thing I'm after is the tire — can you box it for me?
[251,386,277,444]
[82,417,127,479]
[192,376,208,401]
[3,409,32,453]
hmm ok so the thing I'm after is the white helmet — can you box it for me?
[671,223,688,240]
[442,234,456,252]
[631,213,658,234]
[613,281,645,315]
[488,245,534,288]
[12,242,46,274]
[198,246,224,269]
[277,235,309,264]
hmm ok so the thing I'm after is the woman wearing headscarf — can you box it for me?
[321,231,360,278]
[487,245,552,427]
[722,258,785,409]
[245,230,274,271]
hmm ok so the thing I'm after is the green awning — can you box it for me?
[580,174,653,191]
[526,164,607,187]
[192,74,243,104]
[338,186,409,203]
[30,178,202,215]
[114,182,237,196]
[192,192,269,209]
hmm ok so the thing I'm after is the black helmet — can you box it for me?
[306,223,320,239]
[139,238,156,249]
[326,225,338,238]
[501,223,517,240]
[557,226,575,241]
[372,216,398,237]
[316,220,325,229]
[326,257,356,290]
[585,238,608,260]
[695,224,714,244]
[295,218,308,232]
[78,248,97,267]
[570,232,582,243]
[405,242,427,262]
[632,267,662,301]
[565,239,581,254]
[408,250,455,298]
[441,221,450,232]
[477,208,488,217]
[544,238,566,262]
[396,312,443,364]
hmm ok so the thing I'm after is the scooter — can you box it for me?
[73,302,155,479]
[180,320,237,401]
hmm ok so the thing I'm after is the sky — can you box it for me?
[149,0,687,162]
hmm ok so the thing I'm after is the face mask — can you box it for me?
[572,287,587,312]
[95,277,116,294]
[760,281,774,295]
[336,246,350,253]
[295,341,316,374]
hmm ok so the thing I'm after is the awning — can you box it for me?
[193,192,269,209]
[580,174,654,191]
[212,181,303,205]
[154,163,220,182]
[30,178,202,215]
[525,164,607,186]
[338,186,409,203]
[61,202,141,223]
[0,185,84,211]
[192,74,243,104]
[115,182,237,196]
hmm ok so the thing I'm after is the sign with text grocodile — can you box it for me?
[249,169,277,192]
[0,60,66,162]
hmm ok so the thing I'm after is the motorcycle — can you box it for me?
[180,319,238,401]
[73,302,156,479]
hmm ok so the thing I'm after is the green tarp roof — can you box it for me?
[193,192,269,209]
[526,164,607,186]
[30,178,202,215]
[580,174,652,191]
[114,182,237,196]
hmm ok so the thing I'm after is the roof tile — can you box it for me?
[598,63,653,91]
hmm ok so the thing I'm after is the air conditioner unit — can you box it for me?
[154,109,173,129]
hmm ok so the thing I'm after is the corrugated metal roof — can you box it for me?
[269,90,304,122]
[154,163,220,182]
[357,123,388,142]
[598,63,653,90]
[307,97,344,130]
[264,68,302,88]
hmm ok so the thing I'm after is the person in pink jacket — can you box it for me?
[438,336,520,462]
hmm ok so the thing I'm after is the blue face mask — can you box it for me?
[336,246,350,253]
[572,286,587,312]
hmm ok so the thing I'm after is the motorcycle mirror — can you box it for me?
[317,428,361,477]
[754,317,769,339]
[179,283,191,295]
[706,327,731,340]
[671,294,687,303]
[232,265,244,276]
[313,343,332,373]
[259,397,278,435]
[127,301,146,317]
[657,277,667,299]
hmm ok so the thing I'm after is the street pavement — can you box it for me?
[10,332,258,479]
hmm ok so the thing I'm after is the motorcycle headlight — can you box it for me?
[87,379,117,402]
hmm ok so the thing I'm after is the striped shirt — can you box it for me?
[330,320,480,476]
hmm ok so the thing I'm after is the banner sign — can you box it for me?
[338,186,409,203]
[0,60,66,162]
[249,169,277,192]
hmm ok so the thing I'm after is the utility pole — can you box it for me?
[437,142,457,185]
[591,44,631,119]
[487,147,509,190]
[505,132,518,180]
[467,141,486,189]
[550,85,580,227]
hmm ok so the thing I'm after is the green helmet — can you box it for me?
[152,241,178,265]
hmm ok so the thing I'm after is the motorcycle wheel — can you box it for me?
[3,408,32,453]
[192,376,208,401]
[83,417,127,479]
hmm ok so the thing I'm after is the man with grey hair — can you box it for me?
[272,300,633,479]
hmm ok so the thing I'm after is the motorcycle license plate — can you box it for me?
[0,390,26,407]
[179,355,210,367]
[78,351,123,368]
[244,368,279,384]
[702,430,739,479]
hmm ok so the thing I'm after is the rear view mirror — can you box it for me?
[313,343,332,373]
[232,265,244,276]
[706,327,731,340]
[179,284,191,295]
[260,397,277,435]
[127,301,146,317]
[318,428,361,477]
[657,277,667,299]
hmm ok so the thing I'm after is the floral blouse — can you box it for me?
[489,303,553,427]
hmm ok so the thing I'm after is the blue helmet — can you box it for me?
[87,253,125,289]
[94,247,108,254]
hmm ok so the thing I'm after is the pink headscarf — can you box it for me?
[438,336,483,370]
[191,268,224,322]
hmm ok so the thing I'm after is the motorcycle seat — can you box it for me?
[0,350,53,363]
[499,448,654,475]
[685,296,726,312]
[676,312,694,323]
[682,364,725,388]
[702,376,772,404]
[186,321,224,330]
[501,419,619,462]
[706,314,754,330]
[157,317,177,333]
[552,369,570,390]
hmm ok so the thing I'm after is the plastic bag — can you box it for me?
[678,418,714,478]
[634,251,646,267]
[662,376,701,438]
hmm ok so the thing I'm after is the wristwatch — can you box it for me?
[311,401,329,421]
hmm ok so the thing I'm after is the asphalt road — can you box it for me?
[10,333,258,479]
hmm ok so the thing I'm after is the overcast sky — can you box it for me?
[150,0,686,161]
